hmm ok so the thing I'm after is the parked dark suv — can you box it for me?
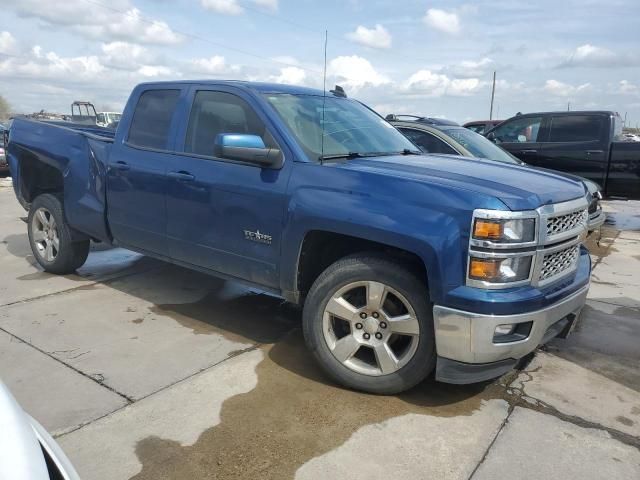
[485,111,640,199]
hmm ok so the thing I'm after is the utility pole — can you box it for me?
[567,101,570,111]
[489,71,496,120]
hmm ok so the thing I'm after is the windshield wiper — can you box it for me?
[319,149,421,161]
[319,152,365,161]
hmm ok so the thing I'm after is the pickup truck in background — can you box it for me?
[8,81,592,394]
[485,111,640,199]
[386,115,605,231]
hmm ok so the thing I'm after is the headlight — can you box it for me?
[473,218,536,243]
[468,255,533,284]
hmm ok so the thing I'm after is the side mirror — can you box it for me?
[214,134,283,168]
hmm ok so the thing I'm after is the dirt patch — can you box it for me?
[132,330,500,480]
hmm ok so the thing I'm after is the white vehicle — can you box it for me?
[96,112,122,128]
[0,380,80,480]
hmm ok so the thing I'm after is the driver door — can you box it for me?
[166,87,292,289]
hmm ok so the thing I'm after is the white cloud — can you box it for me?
[328,55,390,90]
[559,44,639,68]
[201,0,278,15]
[190,55,240,75]
[137,65,173,77]
[270,66,306,85]
[423,9,460,34]
[447,57,494,78]
[346,24,392,49]
[14,0,182,45]
[101,41,150,70]
[403,70,483,97]
[618,80,639,96]
[544,79,591,96]
[0,47,106,81]
[0,31,18,55]
[201,0,243,15]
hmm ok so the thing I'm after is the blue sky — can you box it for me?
[1,0,639,125]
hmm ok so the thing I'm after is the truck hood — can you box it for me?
[330,154,587,211]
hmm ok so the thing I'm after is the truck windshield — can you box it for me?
[443,127,524,165]
[264,94,418,161]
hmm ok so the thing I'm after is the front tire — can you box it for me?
[27,194,90,274]
[303,253,436,394]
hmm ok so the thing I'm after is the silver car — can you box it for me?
[0,380,80,480]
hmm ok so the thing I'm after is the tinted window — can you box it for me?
[185,91,275,157]
[128,89,180,150]
[399,128,458,155]
[549,115,603,142]
[492,116,542,143]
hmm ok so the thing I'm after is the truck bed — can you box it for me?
[8,118,114,242]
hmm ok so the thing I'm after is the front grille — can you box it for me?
[539,244,579,282]
[546,209,588,237]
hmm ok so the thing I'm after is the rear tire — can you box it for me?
[27,194,90,274]
[303,253,436,394]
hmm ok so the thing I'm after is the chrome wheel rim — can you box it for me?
[322,281,420,376]
[31,207,59,262]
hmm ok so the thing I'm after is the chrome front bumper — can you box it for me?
[588,208,606,231]
[433,284,589,365]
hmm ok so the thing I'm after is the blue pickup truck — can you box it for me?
[7,81,592,394]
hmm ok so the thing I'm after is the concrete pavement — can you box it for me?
[1,182,639,479]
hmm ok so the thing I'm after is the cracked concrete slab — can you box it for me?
[473,407,640,480]
[0,330,127,435]
[295,399,509,480]
[514,352,640,437]
[58,349,264,480]
[0,266,296,399]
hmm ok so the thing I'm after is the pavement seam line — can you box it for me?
[0,263,163,309]
[0,326,134,403]
[54,343,264,439]
[467,404,514,480]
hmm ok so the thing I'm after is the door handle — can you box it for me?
[111,161,130,171]
[520,149,537,154]
[586,150,604,155]
[168,171,195,182]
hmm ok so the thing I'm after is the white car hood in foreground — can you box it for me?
[0,380,80,480]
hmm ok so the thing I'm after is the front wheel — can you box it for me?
[27,194,90,274]
[303,254,436,394]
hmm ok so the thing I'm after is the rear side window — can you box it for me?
[185,90,275,157]
[399,128,458,155]
[549,115,603,142]
[128,89,180,150]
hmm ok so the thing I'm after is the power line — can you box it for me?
[79,0,324,75]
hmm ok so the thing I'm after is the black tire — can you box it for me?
[27,194,90,274]
[303,253,436,394]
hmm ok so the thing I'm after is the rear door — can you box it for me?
[165,86,292,288]
[106,87,182,256]
[536,114,608,185]
[489,115,544,164]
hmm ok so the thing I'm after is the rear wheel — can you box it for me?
[303,254,435,394]
[28,194,90,274]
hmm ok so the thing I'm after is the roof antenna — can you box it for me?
[320,29,328,164]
